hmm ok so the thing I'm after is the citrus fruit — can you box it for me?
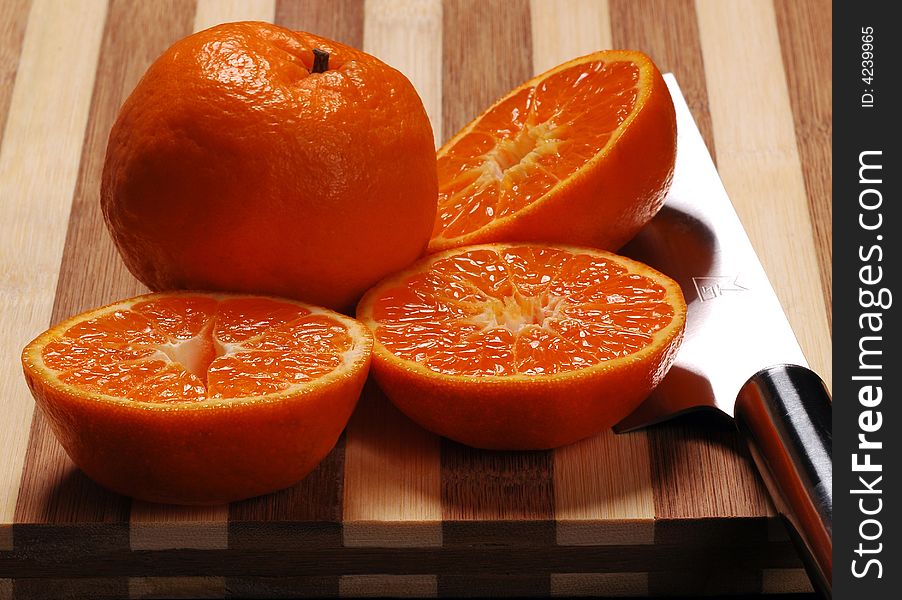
[357,244,686,450]
[102,22,437,312]
[430,51,676,254]
[21,292,372,505]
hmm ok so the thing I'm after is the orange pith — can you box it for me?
[371,246,674,376]
[36,295,361,403]
[357,244,686,450]
[430,51,676,254]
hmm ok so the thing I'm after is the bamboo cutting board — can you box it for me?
[0,0,831,598]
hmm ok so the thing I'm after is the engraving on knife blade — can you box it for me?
[692,275,748,302]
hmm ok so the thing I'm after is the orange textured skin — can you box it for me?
[102,22,438,312]
[21,292,372,505]
[23,365,367,505]
[367,337,681,450]
[357,244,686,450]
[429,51,676,253]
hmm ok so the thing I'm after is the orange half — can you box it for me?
[357,244,686,449]
[22,292,372,504]
[431,51,676,253]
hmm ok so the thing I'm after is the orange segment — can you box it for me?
[369,245,673,375]
[32,294,362,403]
[214,297,311,343]
[132,295,218,339]
[244,314,354,354]
[21,292,372,505]
[56,360,200,402]
[357,243,686,450]
[41,336,158,372]
[126,365,208,403]
[430,51,676,254]
[61,310,168,347]
[206,350,341,398]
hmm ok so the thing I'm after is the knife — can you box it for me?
[615,75,832,597]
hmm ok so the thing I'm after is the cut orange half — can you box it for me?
[430,51,676,253]
[357,244,686,450]
[22,292,372,505]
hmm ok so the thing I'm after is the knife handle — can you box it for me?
[735,364,832,598]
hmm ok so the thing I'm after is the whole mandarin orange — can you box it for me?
[102,22,437,311]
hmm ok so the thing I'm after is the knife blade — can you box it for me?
[616,74,807,428]
[615,76,833,597]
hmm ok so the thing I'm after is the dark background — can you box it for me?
[833,1,899,598]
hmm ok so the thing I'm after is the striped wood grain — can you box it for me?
[0,0,32,149]
[342,0,445,549]
[553,430,655,546]
[131,501,229,551]
[439,1,555,564]
[275,0,363,46]
[439,575,552,598]
[695,0,831,389]
[1,0,108,546]
[609,0,716,161]
[437,7,555,588]
[0,0,831,595]
[529,0,657,547]
[610,0,772,526]
[223,0,357,551]
[343,384,442,548]
[550,572,648,597]
[142,0,279,553]
[364,0,443,146]
[128,576,226,599]
[11,0,194,548]
[193,0,276,31]
[774,0,832,326]
[338,574,437,598]
[224,576,337,598]
[2,567,812,600]
[10,577,125,600]
[441,0,533,146]
[529,0,612,75]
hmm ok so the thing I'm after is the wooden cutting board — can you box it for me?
[0,0,831,598]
